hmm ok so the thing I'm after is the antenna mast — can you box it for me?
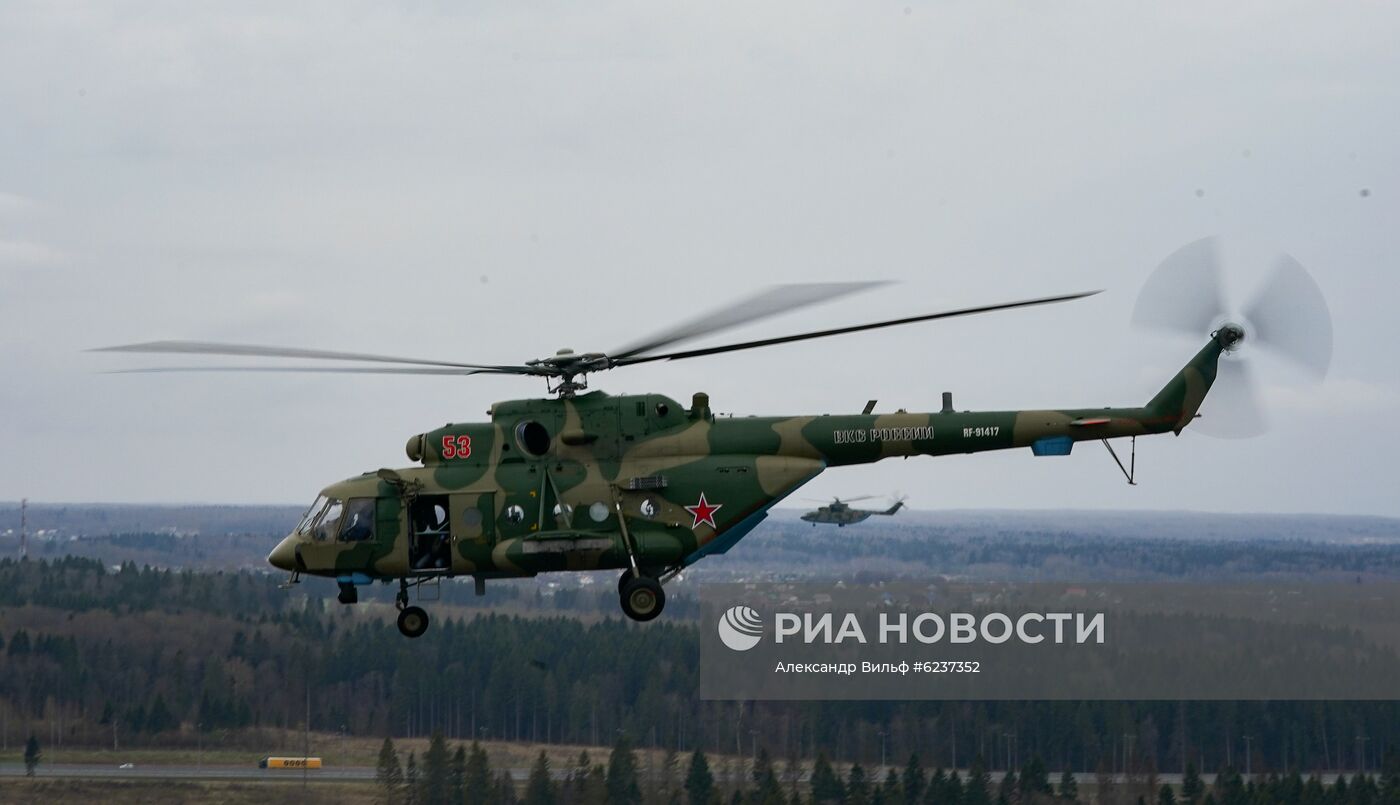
[19,498,27,559]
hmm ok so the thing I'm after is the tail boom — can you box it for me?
[747,336,1227,466]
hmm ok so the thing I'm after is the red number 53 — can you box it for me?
[441,434,472,459]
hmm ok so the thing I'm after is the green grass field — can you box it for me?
[0,779,377,805]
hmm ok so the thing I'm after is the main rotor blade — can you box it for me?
[1191,358,1268,439]
[91,340,525,372]
[610,282,888,361]
[1242,254,1333,379]
[613,290,1101,366]
[103,366,523,376]
[1131,237,1230,338]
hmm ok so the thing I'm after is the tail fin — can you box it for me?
[1144,336,1228,434]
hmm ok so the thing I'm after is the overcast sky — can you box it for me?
[2,2,1397,517]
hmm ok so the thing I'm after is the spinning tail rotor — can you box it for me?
[1132,237,1332,438]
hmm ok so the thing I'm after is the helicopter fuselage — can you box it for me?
[268,335,1224,589]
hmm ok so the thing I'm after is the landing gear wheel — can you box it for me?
[620,577,665,622]
[397,605,430,638]
[617,569,635,595]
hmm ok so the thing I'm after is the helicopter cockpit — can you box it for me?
[292,495,375,543]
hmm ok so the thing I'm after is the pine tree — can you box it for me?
[1212,767,1244,805]
[687,749,716,805]
[1157,784,1176,805]
[24,734,41,777]
[785,757,803,805]
[662,749,680,805]
[1299,775,1324,805]
[753,749,786,805]
[146,693,176,733]
[944,771,964,805]
[528,750,557,805]
[964,758,991,805]
[1180,764,1202,805]
[1331,775,1348,805]
[811,754,846,805]
[584,763,609,805]
[407,752,421,805]
[879,769,901,805]
[996,768,1016,805]
[848,765,871,805]
[607,735,642,805]
[466,741,494,805]
[923,769,946,805]
[903,755,926,805]
[453,746,469,805]
[1056,770,1077,803]
[423,731,451,805]
[1381,753,1400,805]
[498,770,520,805]
[569,752,594,805]
[377,737,405,804]
[1020,757,1050,800]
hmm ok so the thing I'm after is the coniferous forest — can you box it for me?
[1,555,1398,784]
[373,733,1400,805]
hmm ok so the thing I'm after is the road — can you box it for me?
[0,762,1357,786]
[0,762,376,782]
[0,762,575,783]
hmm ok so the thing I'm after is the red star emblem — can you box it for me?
[684,492,723,530]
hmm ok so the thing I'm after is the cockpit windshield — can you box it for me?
[296,496,346,541]
[311,499,345,542]
[295,495,328,535]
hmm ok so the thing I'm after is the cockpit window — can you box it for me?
[296,495,328,535]
[311,499,345,542]
[339,498,376,542]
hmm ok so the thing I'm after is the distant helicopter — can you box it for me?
[800,495,906,526]
[95,238,1330,637]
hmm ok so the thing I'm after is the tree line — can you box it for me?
[375,732,1400,805]
[1,557,1399,778]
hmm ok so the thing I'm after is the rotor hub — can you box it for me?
[1214,322,1246,352]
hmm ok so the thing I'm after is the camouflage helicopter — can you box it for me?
[97,238,1330,637]
[800,495,906,527]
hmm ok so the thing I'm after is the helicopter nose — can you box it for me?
[268,534,299,572]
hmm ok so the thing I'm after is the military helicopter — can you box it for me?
[800,495,906,526]
[96,238,1330,637]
